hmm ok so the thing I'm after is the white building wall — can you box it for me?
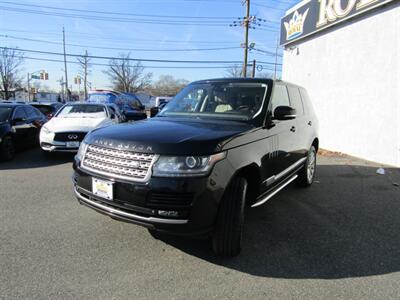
[282,4,400,167]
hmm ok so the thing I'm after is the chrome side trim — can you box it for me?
[252,174,298,208]
[74,187,188,224]
[262,157,306,186]
[275,157,306,181]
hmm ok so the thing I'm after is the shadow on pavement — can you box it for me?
[156,163,400,279]
[0,147,75,170]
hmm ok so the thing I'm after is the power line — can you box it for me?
[0,6,232,26]
[0,46,282,66]
[0,35,241,52]
[0,28,240,45]
[5,55,281,70]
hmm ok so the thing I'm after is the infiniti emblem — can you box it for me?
[68,134,78,140]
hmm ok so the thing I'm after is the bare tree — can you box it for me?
[151,75,188,96]
[77,50,91,100]
[0,48,24,99]
[225,64,242,78]
[104,53,152,93]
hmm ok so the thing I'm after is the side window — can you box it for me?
[23,106,37,119]
[288,86,304,116]
[13,107,27,120]
[270,84,290,116]
[299,88,316,116]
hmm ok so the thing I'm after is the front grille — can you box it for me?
[54,132,87,142]
[148,192,193,207]
[82,144,156,182]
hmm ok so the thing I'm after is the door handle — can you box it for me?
[307,121,312,126]
[290,126,296,132]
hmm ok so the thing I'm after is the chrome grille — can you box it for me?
[82,144,156,182]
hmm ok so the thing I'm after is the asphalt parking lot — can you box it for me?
[1,148,399,299]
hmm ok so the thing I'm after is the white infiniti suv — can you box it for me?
[40,103,120,153]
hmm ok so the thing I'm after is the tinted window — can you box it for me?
[0,107,12,122]
[24,106,38,118]
[270,84,290,116]
[288,86,304,116]
[34,105,53,115]
[13,107,27,120]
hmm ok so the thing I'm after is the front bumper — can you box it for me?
[40,131,86,152]
[72,159,231,236]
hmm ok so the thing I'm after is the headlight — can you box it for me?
[76,141,88,161]
[152,152,227,177]
[41,126,51,134]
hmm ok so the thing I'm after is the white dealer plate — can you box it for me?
[66,141,80,148]
[92,178,113,200]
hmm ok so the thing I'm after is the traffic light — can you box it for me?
[39,72,49,80]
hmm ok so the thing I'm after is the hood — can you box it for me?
[46,116,110,133]
[86,117,254,155]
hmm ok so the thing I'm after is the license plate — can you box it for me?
[92,178,113,200]
[66,141,80,148]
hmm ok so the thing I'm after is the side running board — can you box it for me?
[251,174,298,208]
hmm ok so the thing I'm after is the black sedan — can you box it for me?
[0,103,47,160]
[30,102,63,120]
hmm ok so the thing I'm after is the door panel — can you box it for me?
[260,83,297,190]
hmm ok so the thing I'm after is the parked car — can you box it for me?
[105,103,126,123]
[30,102,63,120]
[40,103,121,153]
[150,96,173,117]
[0,103,47,160]
[72,78,319,256]
[87,90,146,122]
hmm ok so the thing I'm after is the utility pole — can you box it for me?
[62,27,69,101]
[77,50,90,100]
[242,0,250,78]
[27,73,30,101]
[274,36,279,80]
[251,59,256,78]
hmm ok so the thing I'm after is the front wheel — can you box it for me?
[0,136,15,161]
[212,176,247,257]
[296,145,317,187]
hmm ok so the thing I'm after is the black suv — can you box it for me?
[0,103,47,160]
[73,78,319,256]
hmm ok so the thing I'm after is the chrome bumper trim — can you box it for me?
[74,186,188,225]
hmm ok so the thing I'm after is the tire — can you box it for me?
[0,136,15,161]
[296,145,317,187]
[212,176,247,257]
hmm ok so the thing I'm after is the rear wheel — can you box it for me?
[0,136,15,161]
[212,176,247,257]
[296,145,317,187]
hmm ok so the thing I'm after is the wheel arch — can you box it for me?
[231,163,261,206]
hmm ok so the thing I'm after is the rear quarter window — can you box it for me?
[288,86,304,116]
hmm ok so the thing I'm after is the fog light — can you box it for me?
[158,210,179,217]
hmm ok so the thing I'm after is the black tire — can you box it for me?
[0,136,15,161]
[212,176,247,257]
[296,145,317,187]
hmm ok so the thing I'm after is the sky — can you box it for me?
[0,0,298,93]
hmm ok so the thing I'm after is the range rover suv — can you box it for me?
[72,78,319,256]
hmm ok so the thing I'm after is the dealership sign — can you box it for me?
[280,0,395,45]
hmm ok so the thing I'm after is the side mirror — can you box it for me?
[273,106,296,120]
[140,105,145,110]
[150,106,159,118]
[110,113,116,119]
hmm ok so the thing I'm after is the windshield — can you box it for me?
[158,82,267,121]
[0,107,12,122]
[56,104,107,118]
